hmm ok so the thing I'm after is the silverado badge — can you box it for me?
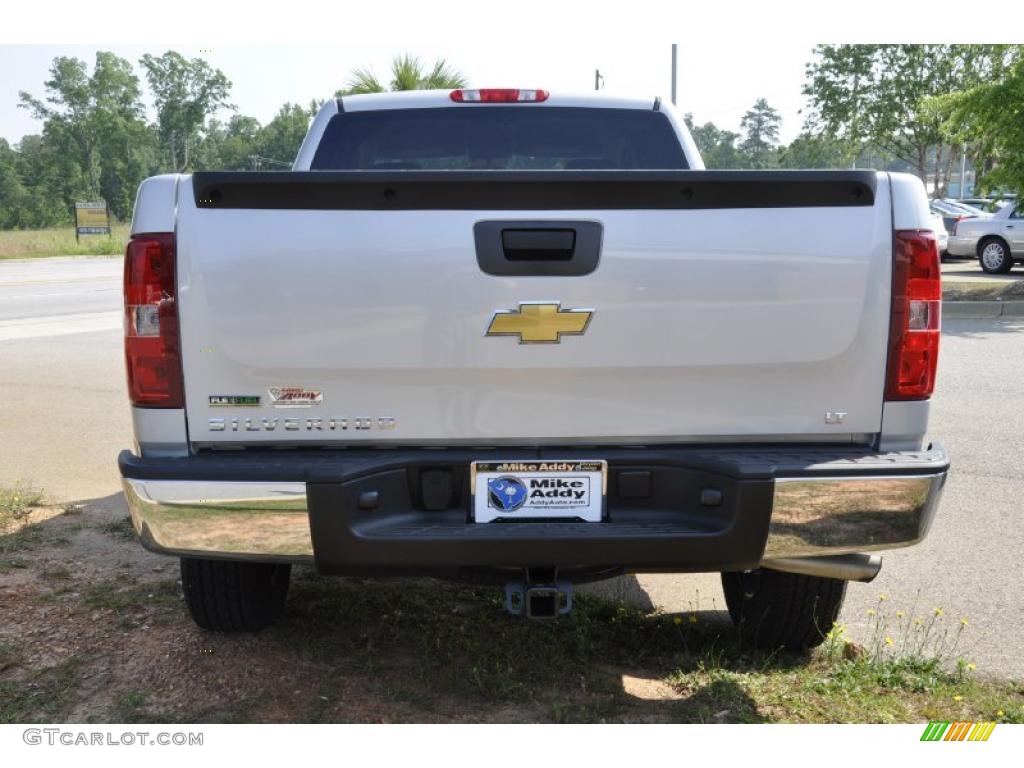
[485,302,593,344]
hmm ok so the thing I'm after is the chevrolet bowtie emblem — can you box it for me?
[485,302,594,344]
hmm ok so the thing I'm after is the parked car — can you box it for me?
[960,196,1016,214]
[930,212,949,254]
[117,89,948,649]
[930,199,984,235]
[939,198,989,217]
[947,201,1024,273]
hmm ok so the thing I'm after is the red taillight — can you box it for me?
[885,230,941,400]
[124,233,183,408]
[450,88,549,103]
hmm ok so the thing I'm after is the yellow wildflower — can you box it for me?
[866,609,876,617]
[673,617,682,625]
[953,695,963,702]
[997,710,1005,718]
[689,615,698,624]
[896,610,906,619]
[878,594,889,602]
[934,608,944,617]
[884,637,894,646]
[960,618,969,627]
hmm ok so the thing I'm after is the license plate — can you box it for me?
[471,460,607,523]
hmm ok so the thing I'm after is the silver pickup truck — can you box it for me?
[119,89,948,649]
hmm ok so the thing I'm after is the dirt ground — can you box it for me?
[1,495,1020,724]
[0,495,712,723]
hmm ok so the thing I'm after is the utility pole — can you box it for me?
[671,44,678,106]
[594,69,604,91]
[959,144,968,200]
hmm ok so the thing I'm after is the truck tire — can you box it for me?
[978,237,1013,274]
[180,558,290,632]
[721,569,847,651]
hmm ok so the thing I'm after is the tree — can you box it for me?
[683,114,743,169]
[140,51,233,171]
[11,135,82,227]
[18,52,154,220]
[738,98,781,169]
[0,139,30,228]
[195,114,261,171]
[256,103,315,167]
[929,51,1024,196]
[803,45,1015,194]
[778,132,853,169]
[338,54,467,95]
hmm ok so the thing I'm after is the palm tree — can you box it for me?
[337,53,468,95]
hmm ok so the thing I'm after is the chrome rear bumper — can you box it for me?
[120,445,948,574]
[122,479,313,562]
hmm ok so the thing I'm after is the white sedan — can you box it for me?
[947,201,1024,273]
[929,212,949,255]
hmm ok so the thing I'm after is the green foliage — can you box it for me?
[688,99,791,170]
[930,54,1024,196]
[16,52,158,223]
[140,51,233,172]
[257,103,316,167]
[778,132,853,169]
[338,53,468,95]
[0,482,45,529]
[803,44,1016,192]
[3,50,458,232]
[684,114,744,169]
[739,98,781,169]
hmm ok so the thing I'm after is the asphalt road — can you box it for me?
[1,256,1022,679]
[940,256,1024,283]
[0,256,121,341]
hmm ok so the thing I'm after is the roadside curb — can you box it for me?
[944,300,1024,318]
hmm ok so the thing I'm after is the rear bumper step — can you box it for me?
[119,444,948,576]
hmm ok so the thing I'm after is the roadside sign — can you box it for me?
[74,201,111,241]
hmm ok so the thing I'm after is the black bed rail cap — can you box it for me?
[191,169,878,211]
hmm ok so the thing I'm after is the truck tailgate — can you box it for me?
[175,171,893,446]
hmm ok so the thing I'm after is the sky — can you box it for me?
[0,42,814,147]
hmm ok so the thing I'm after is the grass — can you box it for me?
[3,569,1021,723]
[98,517,137,541]
[944,277,1024,301]
[0,657,82,723]
[259,575,1022,723]
[83,577,182,613]
[0,482,44,529]
[0,519,45,556]
[0,640,22,673]
[0,224,129,259]
[0,483,52,555]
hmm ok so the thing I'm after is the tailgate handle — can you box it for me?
[501,229,576,261]
[474,220,602,277]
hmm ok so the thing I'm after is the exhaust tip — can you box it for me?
[760,553,882,583]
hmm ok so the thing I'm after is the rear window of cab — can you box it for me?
[310,106,689,171]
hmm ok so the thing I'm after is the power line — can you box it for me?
[248,154,292,170]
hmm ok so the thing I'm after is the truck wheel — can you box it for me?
[978,237,1013,274]
[180,558,290,632]
[721,569,847,650]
